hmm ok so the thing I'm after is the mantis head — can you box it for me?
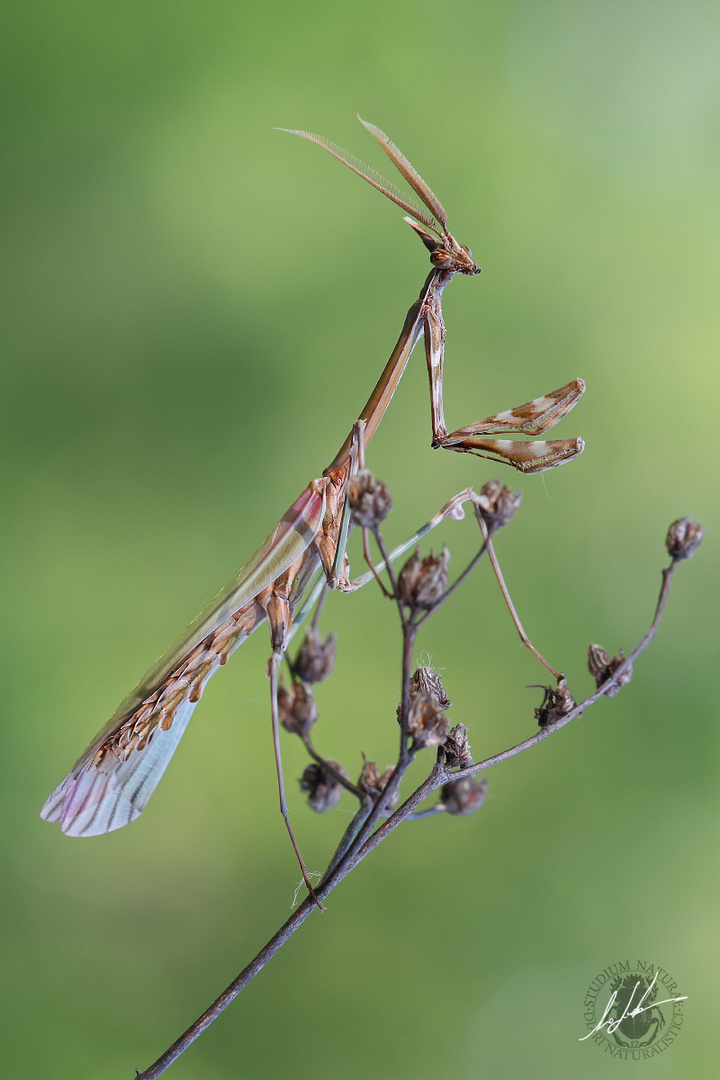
[404,217,480,275]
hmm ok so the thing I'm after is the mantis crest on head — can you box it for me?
[41,117,585,895]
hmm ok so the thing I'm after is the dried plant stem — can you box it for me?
[135,553,684,1080]
[372,530,402,611]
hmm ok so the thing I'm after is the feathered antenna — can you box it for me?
[276,119,447,239]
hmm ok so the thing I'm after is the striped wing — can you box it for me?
[107,482,328,725]
[41,482,327,836]
[40,698,196,836]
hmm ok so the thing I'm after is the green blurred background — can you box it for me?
[3,1,718,1077]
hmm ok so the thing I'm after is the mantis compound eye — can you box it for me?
[430,249,455,269]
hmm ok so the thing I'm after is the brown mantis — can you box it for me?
[41,118,584,890]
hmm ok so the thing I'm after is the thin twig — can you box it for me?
[373,530,403,615]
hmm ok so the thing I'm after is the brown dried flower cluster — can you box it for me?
[294,628,336,684]
[587,644,633,697]
[358,759,398,809]
[406,692,450,748]
[443,723,473,769]
[665,517,704,562]
[475,479,522,534]
[401,667,452,748]
[534,677,578,727]
[347,469,392,530]
[441,776,488,816]
[397,547,450,611]
[277,680,318,736]
[300,761,347,813]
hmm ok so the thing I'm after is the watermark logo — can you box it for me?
[580,961,687,1059]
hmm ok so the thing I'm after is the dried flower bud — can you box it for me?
[443,723,473,768]
[476,479,522,534]
[300,761,346,813]
[666,517,705,562]
[397,547,450,611]
[442,775,487,816]
[294,628,336,684]
[357,759,398,809]
[534,677,578,727]
[405,692,450,748]
[277,679,318,736]
[398,666,452,747]
[409,667,451,709]
[347,469,392,530]
[587,644,633,697]
[587,643,612,683]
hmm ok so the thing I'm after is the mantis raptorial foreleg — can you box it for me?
[419,270,585,473]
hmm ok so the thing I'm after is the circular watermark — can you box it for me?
[580,961,687,1059]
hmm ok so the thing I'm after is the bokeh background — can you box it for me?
[3,1,719,1077]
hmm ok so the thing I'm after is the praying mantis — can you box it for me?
[41,119,585,881]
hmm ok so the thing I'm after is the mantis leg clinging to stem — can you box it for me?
[41,117,585,896]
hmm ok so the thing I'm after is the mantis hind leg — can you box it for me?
[263,586,324,909]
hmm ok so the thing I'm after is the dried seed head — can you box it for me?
[405,692,450,748]
[277,679,318,736]
[294,628,336,684]
[442,775,487,816]
[300,761,346,813]
[397,547,450,611]
[587,644,633,697]
[347,469,392,530]
[399,666,452,748]
[397,550,423,606]
[358,760,398,808]
[409,666,451,709]
[443,723,473,768]
[666,517,705,562]
[476,479,522,534]
[587,643,612,684]
[534,677,579,727]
